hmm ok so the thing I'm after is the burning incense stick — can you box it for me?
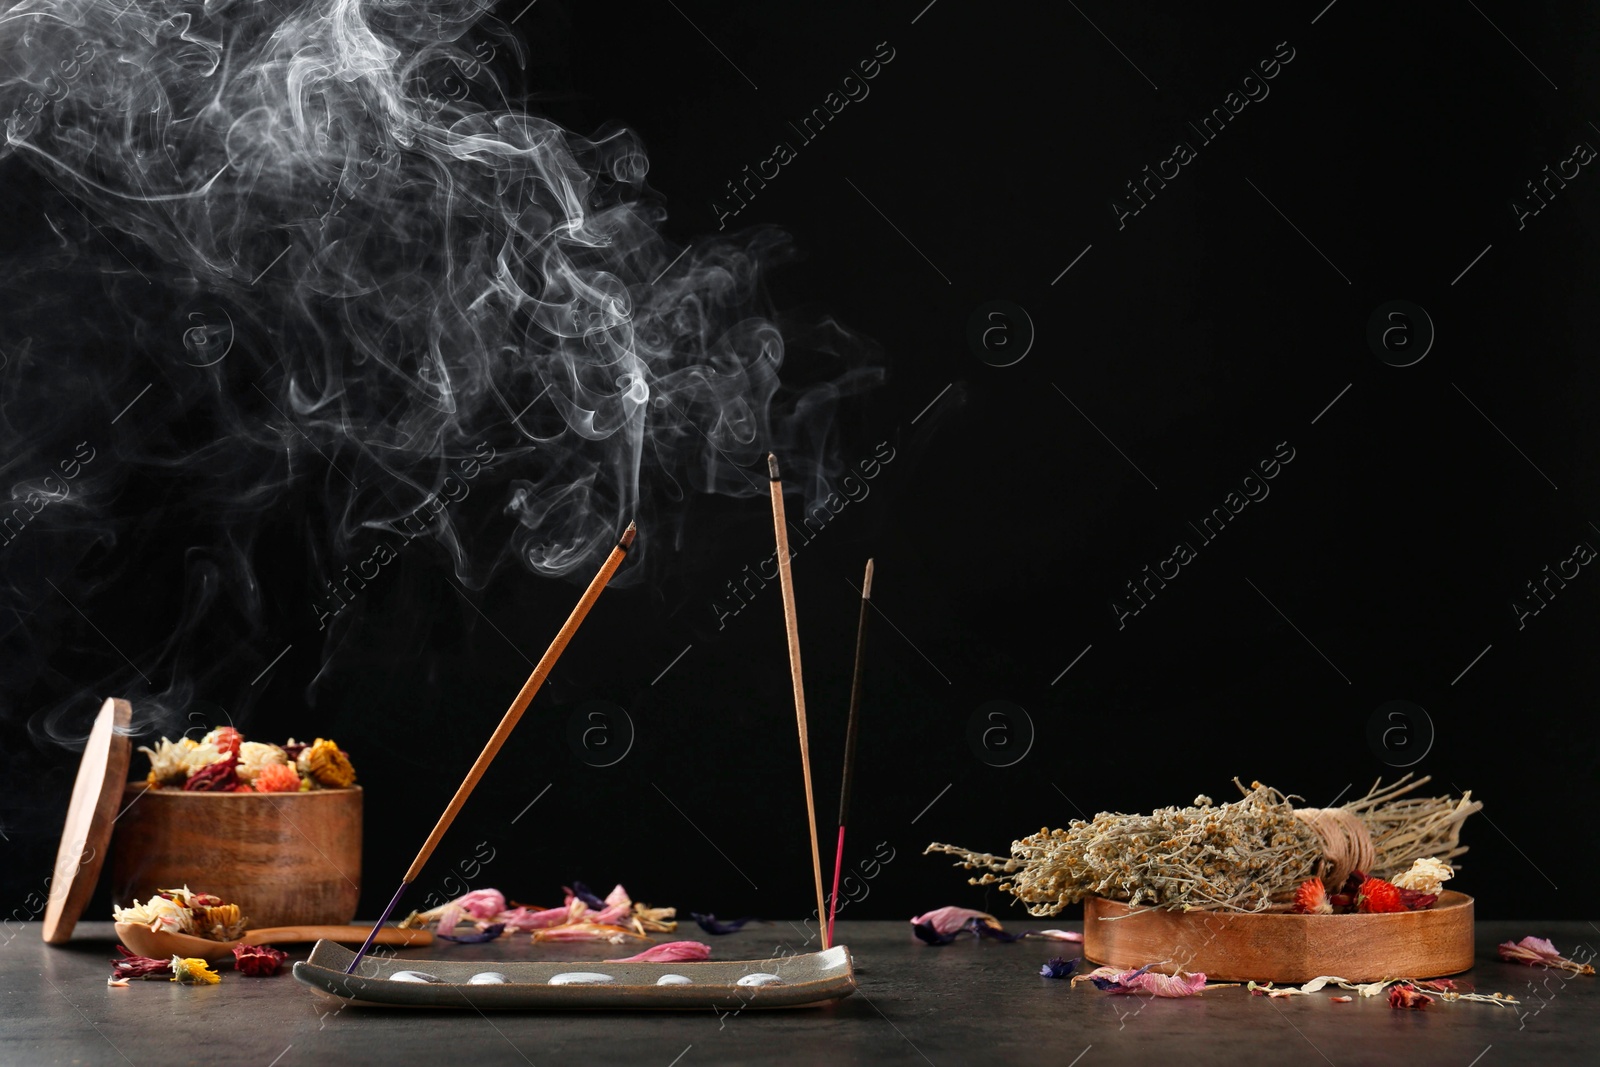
[344,522,637,974]
[827,558,873,948]
[767,453,829,951]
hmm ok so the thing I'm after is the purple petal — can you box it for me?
[569,882,607,909]
[1039,957,1078,980]
[971,919,1028,942]
[913,920,961,946]
[438,923,506,944]
[692,913,762,936]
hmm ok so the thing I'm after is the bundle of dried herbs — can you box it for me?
[925,775,1478,914]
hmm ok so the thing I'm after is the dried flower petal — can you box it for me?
[1391,857,1453,895]
[500,905,570,931]
[971,919,1027,942]
[1292,878,1332,915]
[232,944,289,977]
[254,763,301,793]
[1083,965,1207,997]
[1032,929,1084,942]
[139,737,221,786]
[455,889,507,920]
[1356,878,1406,914]
[910,906,998,936]
[201,727,244,757]
[237,742,289,783]
[439,923,506,944]
[1388,982,1432,1010]
[912,921,960,945]
[1330,995,1353,1003]
[170,956,222,985]
[1498,936,1597,975]
[692,914,761,935]
[567,882,607,909]
[608,941,711,963]
[184,752,241,792]
[305,738,356,788]
[531,922,648,943]
[110,946,174,980]
[1397,887,1438,910]
[1039,957,1078,979]
[112,894,197,935]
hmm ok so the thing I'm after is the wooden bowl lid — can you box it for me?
[42,697,133,944]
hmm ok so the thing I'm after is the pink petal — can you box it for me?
[589,902,631,925]
[1036,930,1084,942]
[607,941,711,963]
[434,903,464,936]
[604,884,631,908]
[455,889,507,920]
[908,906,998,936]
[1123,970,1208,997]
[1499,935,1562,965]
[497,906,569,931]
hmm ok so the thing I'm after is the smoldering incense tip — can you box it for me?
[619,521,637,549]
[767,452,780,481]
[862,558,875,599]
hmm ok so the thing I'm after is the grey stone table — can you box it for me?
[2,920,1595,1066]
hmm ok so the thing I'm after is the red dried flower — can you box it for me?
[1357,877,1406,914]
[232,944,289,977]
[1397,887,1438,911]
[184,753,240,792]
[110,945,173,980]
[1388,982,1433,1010]
[1291,879,1332,915]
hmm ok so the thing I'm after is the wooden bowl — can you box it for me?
[110,783,362,927]
[1083,890,1475,982]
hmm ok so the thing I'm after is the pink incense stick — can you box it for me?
[827,558,873,948]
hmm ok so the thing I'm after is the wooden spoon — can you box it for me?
[115,922,433,962]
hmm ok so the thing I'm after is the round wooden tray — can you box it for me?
[1083,890,1474,982]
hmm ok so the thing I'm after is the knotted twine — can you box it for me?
[1294,806,1375,888]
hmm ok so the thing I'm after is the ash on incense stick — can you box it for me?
[926,776,1479,914]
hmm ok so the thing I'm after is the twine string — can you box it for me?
[1294,807,1375,888]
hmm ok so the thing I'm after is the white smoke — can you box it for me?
[0,0,879,742]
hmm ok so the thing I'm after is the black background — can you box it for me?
[5,0,1599,928]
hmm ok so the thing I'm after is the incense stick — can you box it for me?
[827,558,873,948]
[344,522,637,974]
[767,453,829,951]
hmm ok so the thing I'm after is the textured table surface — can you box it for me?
[2,920,1595,1065]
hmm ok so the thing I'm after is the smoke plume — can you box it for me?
[0,0,878,745]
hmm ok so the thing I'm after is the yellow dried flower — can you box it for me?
[305,738,356,788]
[170,956,221,985]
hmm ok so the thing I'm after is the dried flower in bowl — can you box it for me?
[253,763,301,793]
[183,752,241,792]
[1291,879,1332,915]
[138,738,219,787]
[235,741,289,783]
[1356,878,1407,914]
[201,727,243,757]
[1392,857,1454,895]
[302,738,356,788]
